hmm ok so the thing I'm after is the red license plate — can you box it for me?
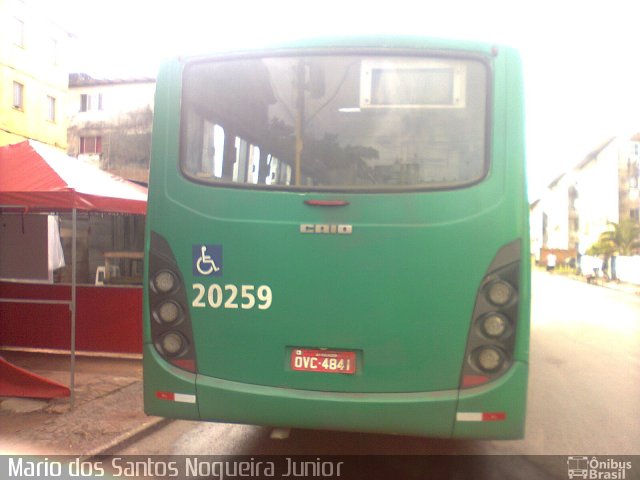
[291,349,356,374]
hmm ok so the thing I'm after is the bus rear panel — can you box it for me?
[143,37,529,439]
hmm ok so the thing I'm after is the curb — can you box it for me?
[82,417,172,458]
[553,271,640,295]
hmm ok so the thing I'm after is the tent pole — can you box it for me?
[70,207,77,408]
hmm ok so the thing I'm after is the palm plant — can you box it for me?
[596,219,640,256]
[585,238,615,256]
[586,219,640,280]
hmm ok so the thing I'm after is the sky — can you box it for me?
[39,0,640,201]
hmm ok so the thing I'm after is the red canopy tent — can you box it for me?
[0,140,147,214]
[0,140,147,403]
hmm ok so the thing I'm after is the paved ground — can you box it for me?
[115,269,640,457]
[0,351,158,456]
[0,272,637,457]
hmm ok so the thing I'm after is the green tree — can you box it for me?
[601,219,640,255]
[586,220,639,281]
[585,238,614,256]
[588,219,640,256]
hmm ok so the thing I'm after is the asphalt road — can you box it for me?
[116,271,639,468]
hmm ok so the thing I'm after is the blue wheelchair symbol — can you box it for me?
[193,245,222,276]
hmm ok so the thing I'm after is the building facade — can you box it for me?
[66,74,155,183]
[572,138,623,253]
[0,0,70,148]
[532,135,640,258]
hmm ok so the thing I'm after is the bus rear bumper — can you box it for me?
[195,373,459,438]
[144,345,527,439]
[454,361,528,439]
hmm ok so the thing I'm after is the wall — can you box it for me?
[616,256,640,285]
[67,81,155,118]
[529,201,543,261]
[543,176,571,250]
[574,141,621,252]
[535,137,639,256]
[618,141,640,221]
[540,247,576,267]
[66,80,155,182]
[0,214,52,282]
[0,282,142,354]
[0,0,69,148]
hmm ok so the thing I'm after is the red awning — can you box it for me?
[0,141,147,214]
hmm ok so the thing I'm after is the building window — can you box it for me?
[629,159,639,188]
[13,82,24,110]
[12,17,25,48]
[80,136,102,154]
[46,96,56,122]
[80,93,103,112]
[80,94,89,112]
[50,38,58,65]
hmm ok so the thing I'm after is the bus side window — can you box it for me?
[212,124,225,179]
[283,163,292,185]
[220,130,237,181]
[263,156,293,186]
[189,118,300,187]
[184,111,205,176]
[257,149,270,184]
[234,137,249,183]
[266,155,279,185]
[277,161,291,185]
[247,144,259,184]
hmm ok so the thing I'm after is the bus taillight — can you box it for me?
[148,232,197,373]
[460,240,521,388]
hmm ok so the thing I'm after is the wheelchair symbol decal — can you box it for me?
[193,245,223,277]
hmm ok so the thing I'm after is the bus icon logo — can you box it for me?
[567,456,589,479]
[193,245,222,277]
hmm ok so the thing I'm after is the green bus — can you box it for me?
[144,36,530,439]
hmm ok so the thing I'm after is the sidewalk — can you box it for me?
[566,272,640,295]
[536,265,640,296]
[0,351,164,456]
[598,279,640,295]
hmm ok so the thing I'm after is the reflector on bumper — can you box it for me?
[456,411,506,422]
[155,391,197,403]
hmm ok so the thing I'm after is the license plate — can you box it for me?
[291,349,356,374]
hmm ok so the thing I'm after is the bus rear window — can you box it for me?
[181,54,488,191]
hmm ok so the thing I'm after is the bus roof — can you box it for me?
[171,35,508,65]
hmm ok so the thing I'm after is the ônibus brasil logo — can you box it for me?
[567,456,633,479]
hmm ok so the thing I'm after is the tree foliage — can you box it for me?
[587,219,640,256]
